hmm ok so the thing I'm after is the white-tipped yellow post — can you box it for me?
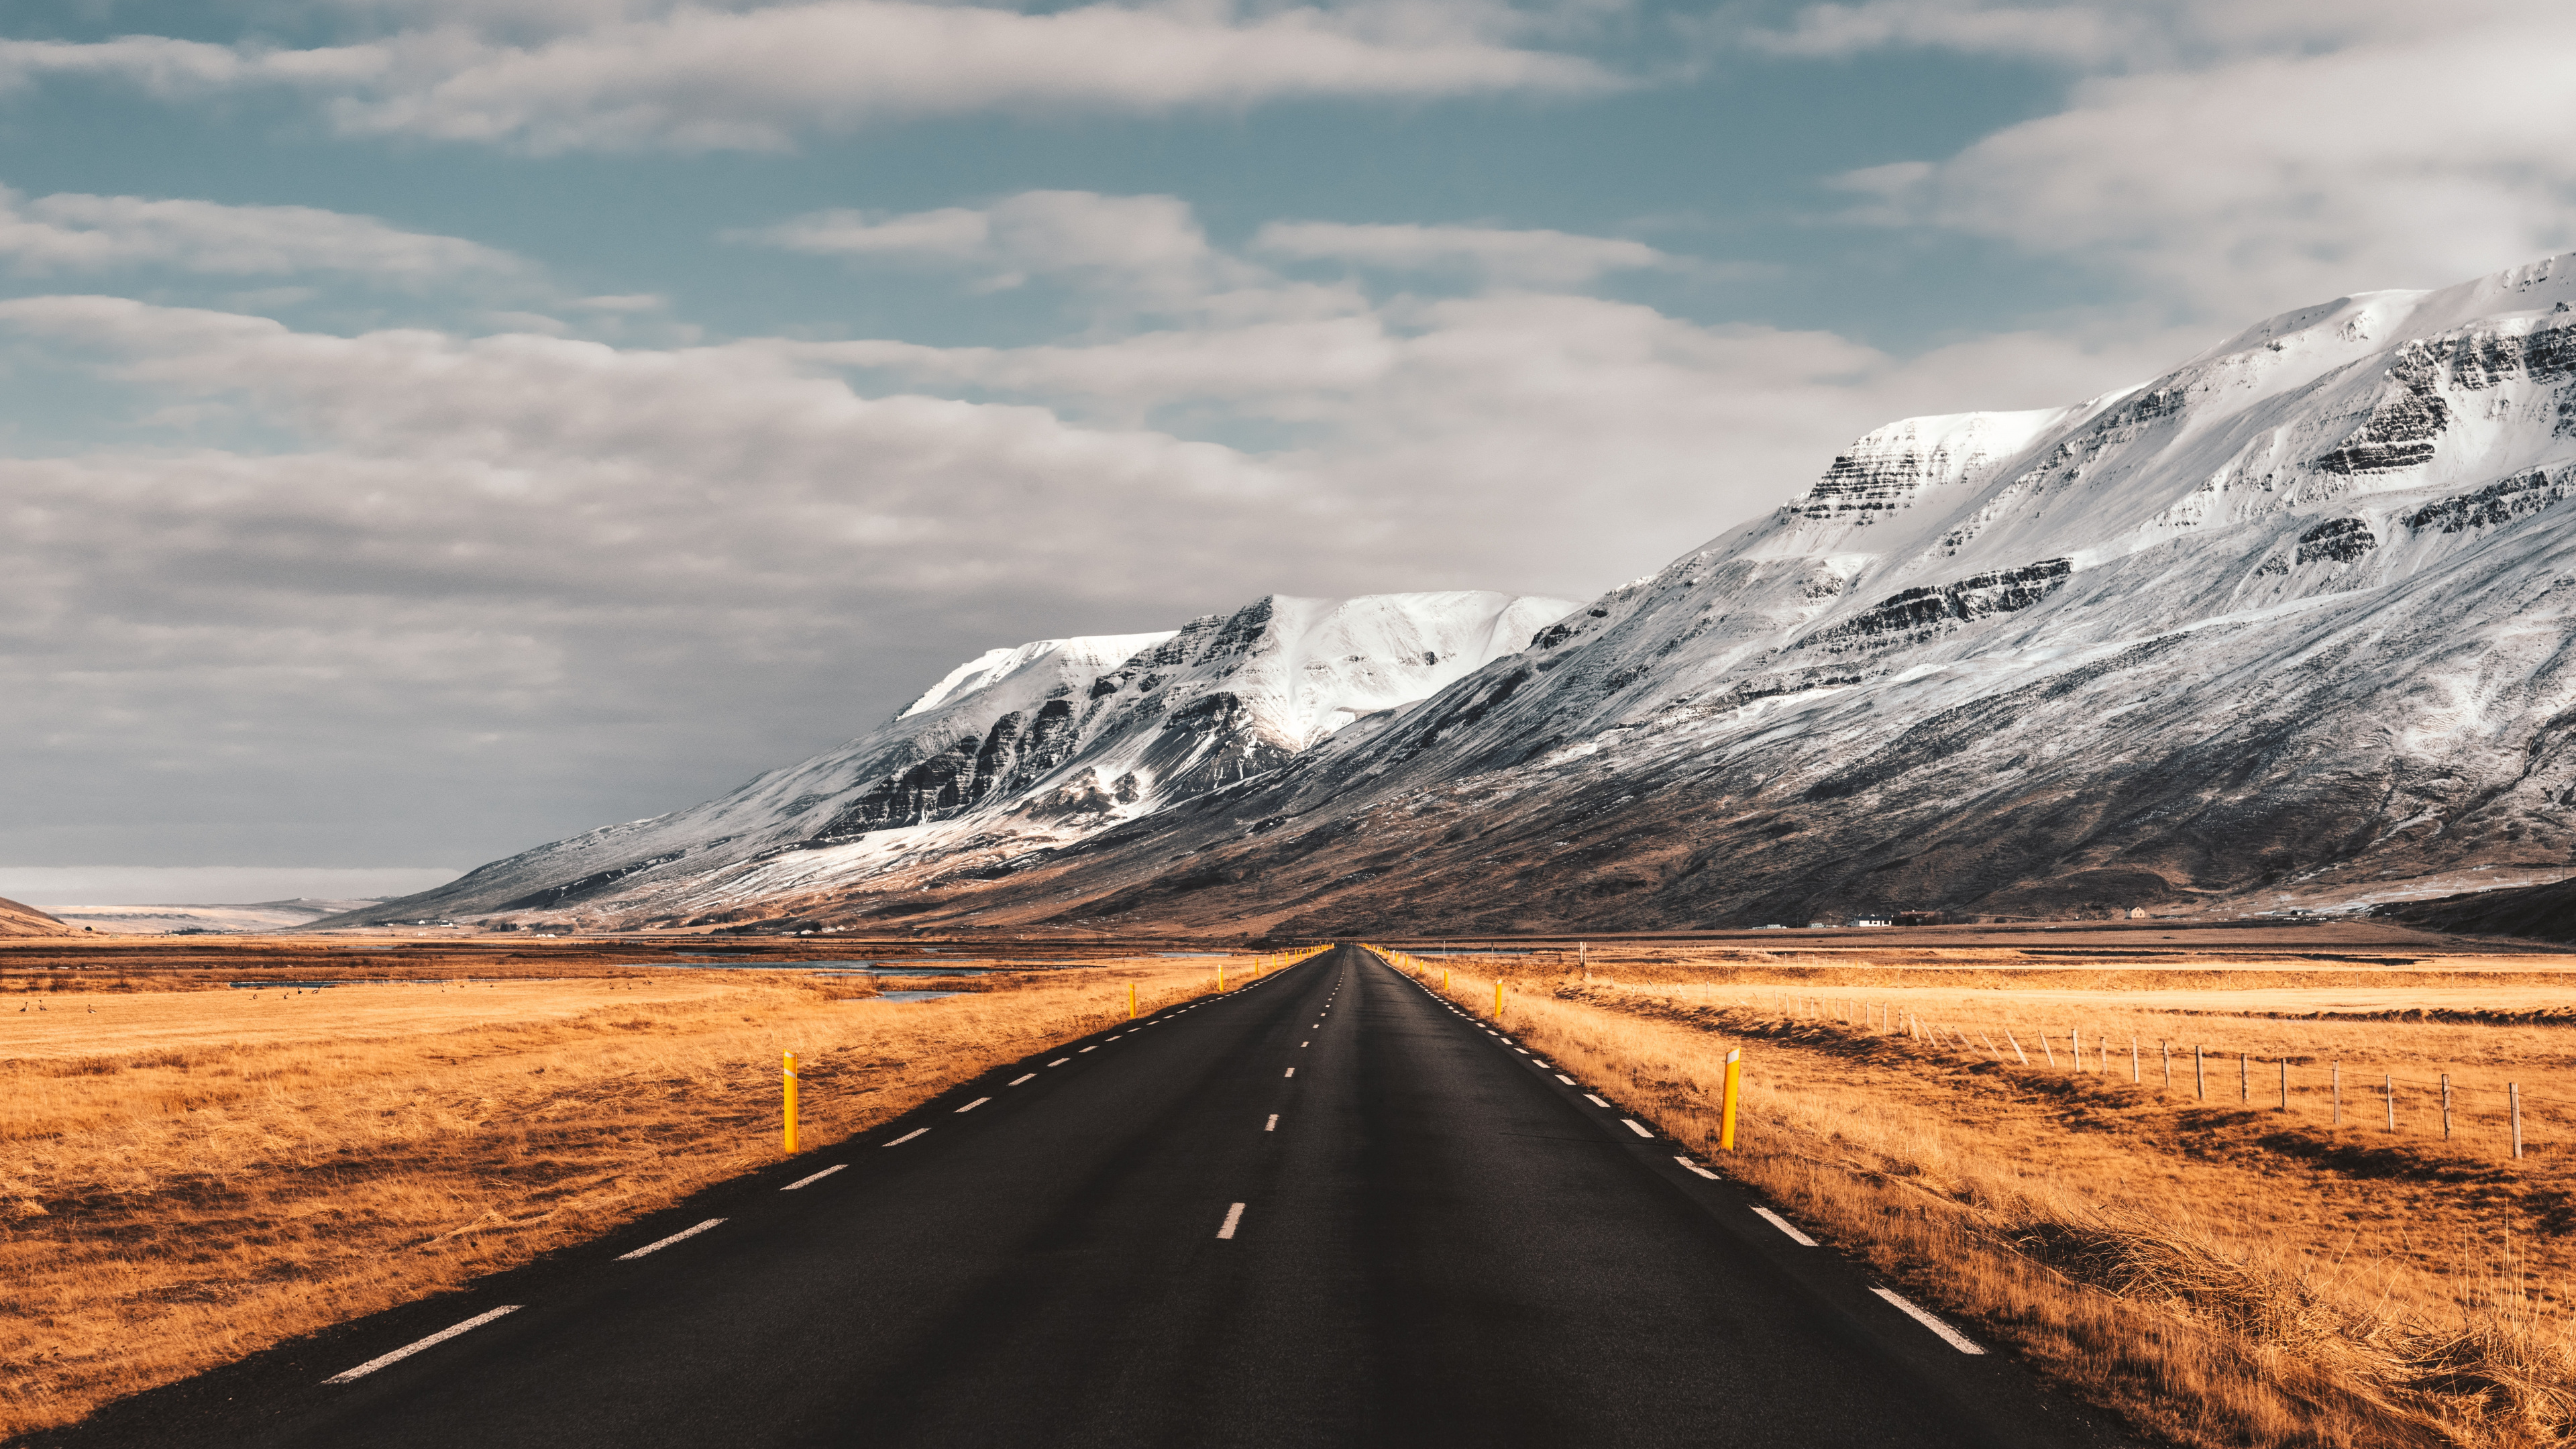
[783,1051,798,1155]
[1495,980,1503,1018]
[1719,1048,1743,1151]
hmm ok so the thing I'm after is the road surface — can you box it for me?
[49,944,2135,1448]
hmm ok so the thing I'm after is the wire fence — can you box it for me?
[1742,989,2557,1161]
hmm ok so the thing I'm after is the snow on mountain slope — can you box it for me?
[761,252,2576,934]
[325,591,1577,926]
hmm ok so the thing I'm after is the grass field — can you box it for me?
[0,951,1259,1440]
[1382,943,2576,1449]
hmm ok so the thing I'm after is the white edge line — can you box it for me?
[616,1217,725,1260]
[1872,1287,1986,1354]
[1674,1156,1720,1180]
[1217,1201,1247,1239]
[885,1128,928,1146]
[1555,1074,1576,1085]
[323,1305,521,1384]
[1620,1118,1654,1138]
[781,1164,846,1191]
[1751,1205,1819,1247]
[1583,1094,1611,1108]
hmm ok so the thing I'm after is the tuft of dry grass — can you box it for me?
[0,957,1244,1440]
[1380,946,2576,1449]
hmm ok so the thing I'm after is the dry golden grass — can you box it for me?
[0,957,1254,1440]
[1381,945,2576,1449]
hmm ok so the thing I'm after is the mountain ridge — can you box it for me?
[340,252,2576,936]
[319,590,1579,927]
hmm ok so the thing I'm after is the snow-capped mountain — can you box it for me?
[351,252,2576,936]
[326,591,1577,926]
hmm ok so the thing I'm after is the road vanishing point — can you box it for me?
[53,944,2138,1448]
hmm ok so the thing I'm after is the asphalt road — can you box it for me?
[48,945,2138,1448]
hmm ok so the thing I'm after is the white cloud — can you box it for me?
[756,195,2196,555]
[0,34,385,95]
[1252,220,1670,286]
[1786,1,2576,319]
[741,191,1259,305]
[1739,0,2453,68]
[1739,0,2145,66]
[6,1,1617,154]
[0,185,525,281]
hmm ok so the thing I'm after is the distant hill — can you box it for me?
[0,894,76,936]
[2375,877,2576,943]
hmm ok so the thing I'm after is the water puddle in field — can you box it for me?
[670,959,998,977]
[865,991,965,1003]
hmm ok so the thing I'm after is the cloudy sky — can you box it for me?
[3,0,2572,900]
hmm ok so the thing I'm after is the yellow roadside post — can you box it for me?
[1128,983,1136,1020]
[1495,980,1503,1019]
[1719,1048,1743,1150]
[783,1051,798,1155]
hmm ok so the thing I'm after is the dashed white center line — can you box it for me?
[1284,1067,1296,1077]
[1216,1202,1247,1239]
[1674,1157,1719,1181]
[1008,1073,1036,1085]
[1108,1034,1122,1040]
[781,1164,846,1191]
[955,1097,990,1113]
[1301,1040,1309,1046]
[1583,1093,1611,1108]
[1265,1114,1279,1131]
[1619,1118,1653,1138]
[885,1128,928,1146]
[1872,1287,1986,1354]
[617,1218,725,1260]
[1049,1059,1071,1067]
[1751,1206,1818,1246]
[322,1305,521,1384]
[1079,1045,1098,1053]
[1555,1074,1577,1085]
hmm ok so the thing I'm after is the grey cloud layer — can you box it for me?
[1,1,1615,153]
[0,182,2191,865]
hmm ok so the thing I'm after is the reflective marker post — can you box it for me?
[1719,1048,1743,1151]
[783,1052,798,1155]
